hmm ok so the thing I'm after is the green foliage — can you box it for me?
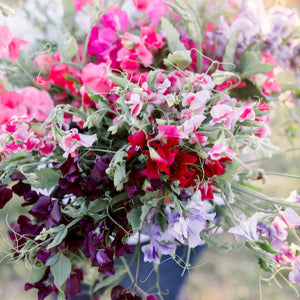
[223,29,242,71]
[35,168,60,192]
[238,51,274,78]
[28,266,48,284]
[161,17,186,53]
[58,32,78,62]
[47,253,72,291]
[106,150,128,191]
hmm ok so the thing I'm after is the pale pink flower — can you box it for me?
[126,93,143,117]
[0,26,29,62]
[59,128,97,157]
[209,104,239,129]
[207,143,236,160]
[82,62,115,95]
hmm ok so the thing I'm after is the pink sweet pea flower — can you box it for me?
[207,143,236,160]
[21,87,53,122]
[82,62,115,95]
[209,104,239,129]
[72,0,94,12]
[158,125,187,139]
[0,26,29,62]
[126,93,143,117]
[140,24,163,51]
[59,128,97,157]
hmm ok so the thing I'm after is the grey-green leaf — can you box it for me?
[165,50,192,69]
[223,29,242,71]
[35,168,60,192]
[28,266,48,284]
[161,17,185,53]
[50,253,72,290]
[46,226,68,250]
[238,51,274,78]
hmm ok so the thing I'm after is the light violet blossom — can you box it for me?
[141,191,216,263]
[228,214,259,243]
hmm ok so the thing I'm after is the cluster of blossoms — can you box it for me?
[0,0,300,299]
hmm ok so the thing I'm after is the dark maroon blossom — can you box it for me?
[64,269,83,300]
[25,282,52,300]
[0,183,13,209]
[111,285,142,300]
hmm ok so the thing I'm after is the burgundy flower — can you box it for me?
[111,285,143,300]
[64,271,83,300]
[0,183,13,209]
[93,247,115,275]
[25,282,52,300]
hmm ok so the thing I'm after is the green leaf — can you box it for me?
[230,79,264,100]
[238,51,273,78]
[87,88,109,107]
[256,241,278,255]
[46,226,68,250]
[127,208,143,235]
[46,254,59,266]
[161,17,185,53]
[211,70,239,85]
[215,180,234,203]
[217,161,240,182]
[57,292,67,300]
[107,75,128,89]
[258,258,273,273]
[58,32,78,62]
[223,29,242,71]
[106,150,128,191]
[28,266,48,284]
[35,168,60,192]
[165,50,192,69]
[0,3,15,17]
[147,70,160,92]
[50,253,72,290]
[156,210,167,232]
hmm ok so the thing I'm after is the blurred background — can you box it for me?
[0,0,300,299]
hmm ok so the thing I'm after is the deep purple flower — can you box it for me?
[25,282,52,300]
[82,231,104,260]
[11,180,31,196]
[35,247,51,262]
[22,191,39,207]
[93,247,115,275]
[64,272,82,300]
[111,285,143,300]
[10,173,26,181]
[29,196,62,229]
[0,183,13,209]
[91,155,113,185]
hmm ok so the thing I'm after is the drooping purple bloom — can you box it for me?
[93,247,115,275]
[64,271,82,300]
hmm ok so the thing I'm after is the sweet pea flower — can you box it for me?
[228,214,259,243]
[207,143,236,160]
[0,26,29,62]
[59,128,97,157]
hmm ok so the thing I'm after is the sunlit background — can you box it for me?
[0,0,299,299]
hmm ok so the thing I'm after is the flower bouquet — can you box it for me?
[0,0,300,299]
